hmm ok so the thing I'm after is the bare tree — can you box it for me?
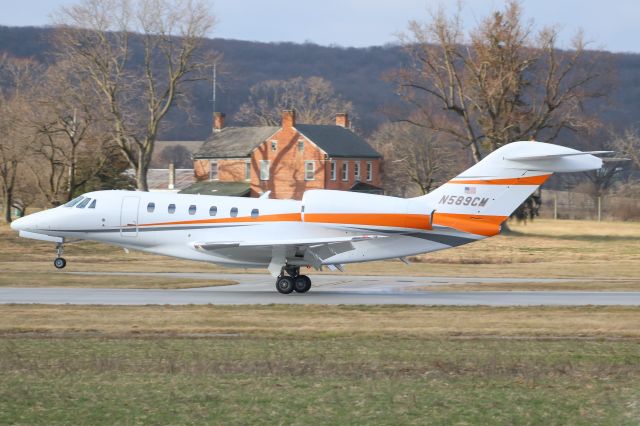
[27,63,121,204]
[0,55,41,223]
[611,127,640,170]
[370,121,457,197]
[235,76,353,126]
[53,0,215,190]
[394,1,607,163]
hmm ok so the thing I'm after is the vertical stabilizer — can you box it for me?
[420,141,604,236]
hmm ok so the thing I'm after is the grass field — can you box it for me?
[0,305,639,424]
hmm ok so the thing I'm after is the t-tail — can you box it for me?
[420,141,608,237]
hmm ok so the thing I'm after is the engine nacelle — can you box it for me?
[301,190,434,231]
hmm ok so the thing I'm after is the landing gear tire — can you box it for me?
[54,257,67,269]
[276,276,295,294]
[294,275,312,293]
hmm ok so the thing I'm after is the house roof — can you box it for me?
[179,181,251,197]
[194,127,279,159]
[193,124,381,160]
[296,124,381,158]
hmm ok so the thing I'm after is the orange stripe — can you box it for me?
[449,175,550,185]
[432,212,506,237]
[304,213,432,230]
[138,213,301,228]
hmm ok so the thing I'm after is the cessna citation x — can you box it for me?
[11,141,606,294]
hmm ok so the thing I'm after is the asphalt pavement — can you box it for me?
[1,272,638,306]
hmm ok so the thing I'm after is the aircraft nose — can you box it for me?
[10,217,24,231]
[10,215,34,232]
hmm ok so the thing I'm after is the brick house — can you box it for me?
[192,110,382,199]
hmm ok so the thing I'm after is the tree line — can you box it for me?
[1,0,639,224]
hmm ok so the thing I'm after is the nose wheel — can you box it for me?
[54,243,67,269]
[276,267,312,294]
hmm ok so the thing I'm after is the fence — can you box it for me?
[539,189,640,221]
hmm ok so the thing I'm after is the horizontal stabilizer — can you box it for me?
[504,151,613,161]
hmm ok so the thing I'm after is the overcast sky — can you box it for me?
[1,0,638,53]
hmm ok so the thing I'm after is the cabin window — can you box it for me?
[354,161,361,181]
[76,198,91,209]
[304,161,315,181]
[230,207,238,217]
[271,140,277,151]
[297,140,304,152]
[88,199,97,209]
[260,160,270,181]
[366,161,373,181]
[245,161,251,180]
[210,161,218,180]
[168,204,176,214]
[64,196,84,207]
[251,208,259,218]
[147,202,155,213]
[330,161,336,181]
[188,205,196,215]
[209,206,217,216]
[341,162,349,181]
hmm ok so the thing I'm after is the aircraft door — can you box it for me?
[120,196,140,237]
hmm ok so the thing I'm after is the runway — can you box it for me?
[1,272,639,306]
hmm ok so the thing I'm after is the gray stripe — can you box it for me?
[327,226,476,247]
[405,232,476,247]
[50,224,251,233]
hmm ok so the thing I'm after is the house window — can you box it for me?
[341,161,349,181]
[245,160,251,180]
[305,161,315,181]
[354,161,361,181]
[147,202,155,213]
[188,205,196,215]
[366,161,373,181]
[271,140,277,151]
[210,161,218,180]
[168,204,176,214]
[297,140,304,152]
[209,206,217,216]
[251,208,259,218]
[230,207,238,217]
[329,161,336,181]
[260,160,270,180]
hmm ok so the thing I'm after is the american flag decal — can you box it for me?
[464,186,476,195]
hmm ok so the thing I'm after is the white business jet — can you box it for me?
[11,141,605,294]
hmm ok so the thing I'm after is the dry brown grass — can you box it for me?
[1,305,639,338]
[0,272,234,289]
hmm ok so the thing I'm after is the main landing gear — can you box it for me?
[276,266,312,294]
[53,243,67,269]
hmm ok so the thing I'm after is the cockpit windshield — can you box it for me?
[64,196,85,207]
[76,198,92,209]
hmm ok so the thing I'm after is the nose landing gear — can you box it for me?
[54,243,67,269]
[276,266,312,294]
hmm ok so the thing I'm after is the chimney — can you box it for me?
[168,162,175,190]
[282,110,296,128]
[335,113,349,128]
[213,112,225,132]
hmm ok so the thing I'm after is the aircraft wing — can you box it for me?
[192,234,387,275]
